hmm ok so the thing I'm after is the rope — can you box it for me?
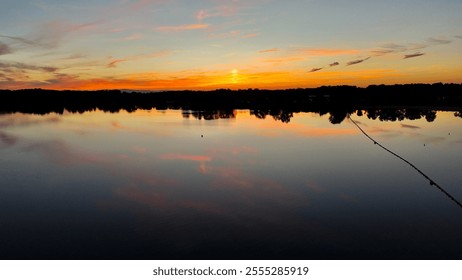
[348,116,462,209]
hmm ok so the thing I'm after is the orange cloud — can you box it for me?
[156,24,209,32]
[262,56,306,65]
[259,48,279,53]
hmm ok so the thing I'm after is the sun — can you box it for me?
[231,69,240,84]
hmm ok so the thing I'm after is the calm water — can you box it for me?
[1,109,461,259]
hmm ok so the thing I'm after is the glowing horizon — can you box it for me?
[1,0,462,90]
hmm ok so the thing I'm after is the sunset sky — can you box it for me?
[1,0,461,90]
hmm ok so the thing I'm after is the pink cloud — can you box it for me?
[156,24,209,32]
[195,5,240,22]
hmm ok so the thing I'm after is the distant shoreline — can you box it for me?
[1,84,462,123]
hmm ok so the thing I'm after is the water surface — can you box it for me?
[1,109,461,259]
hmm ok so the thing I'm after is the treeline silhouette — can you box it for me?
[1,83,462,124]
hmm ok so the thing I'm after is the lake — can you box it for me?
[1,109,461,259]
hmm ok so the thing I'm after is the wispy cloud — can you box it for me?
[0,62,58,72]
[262,56,305,65]
[107,59,127,68]
[372,43,414,56]
[329,62,339,67]
[259,48,279,53]
[242,33,259,39]
[195,5,240,22]
[308,68,323,73]
[403,52,425,59]
[456,35,462,40]
[427,37,452,45]
[298,48,359,56]
[1,20,100,50]
[0,35,37,46]
[346,57,370,66]
[371,36,451,58]
[106,51,170,68]
[121,33,143,41]
[156,23,209,32]
[0,42,12,55]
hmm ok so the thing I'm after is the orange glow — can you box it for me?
[2,66,459,91]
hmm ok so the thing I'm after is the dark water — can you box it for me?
[0,110,461,259]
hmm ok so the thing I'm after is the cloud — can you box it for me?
[308,68,323,73]
[427,37,452,45]
[121,33,143,41]
[107,59,127,68]
[298,48,359,56]
[0,35,37,46]
[380,43,407,51]
[371,37,449,58]
[329,62,339,67]
[156,24,209,32]
[1,20,100,50]
[106,51,170,68]
[262,56,305,65]
[371,49,398,56]
[0,42,12,55]
[242,33,259,39]
[368,37,450,58]
[259,48,279,53]
[346,57,370,66]
[0,62,58,72]
[196,10,210,22]
[372,44,408,56]
[456,35,462,40]
[403,52,425,59]
[195,5,240,22]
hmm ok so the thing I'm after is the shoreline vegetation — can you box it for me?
[1,83,462,123]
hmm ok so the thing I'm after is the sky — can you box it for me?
[0,0,461,90]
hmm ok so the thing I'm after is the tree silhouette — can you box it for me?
[1,84,462,124]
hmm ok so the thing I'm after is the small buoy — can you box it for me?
[201,135,203,138]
